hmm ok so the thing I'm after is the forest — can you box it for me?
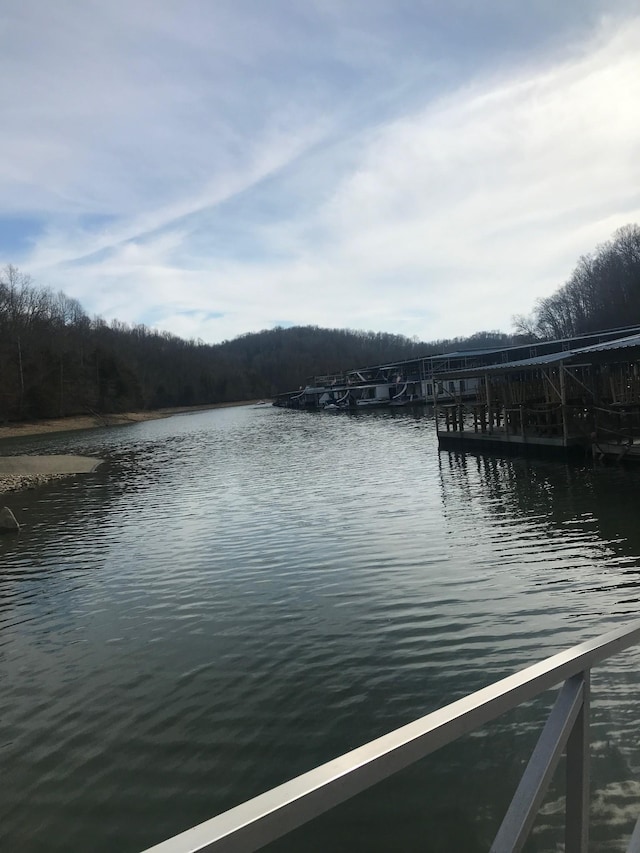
[514,224,640,338]
[1,224,638,423]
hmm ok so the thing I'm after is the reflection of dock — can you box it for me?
[592,438,640,462]
[435,333,640,461]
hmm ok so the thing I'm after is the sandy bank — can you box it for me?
[0,411,164,441]
[0,455,103,497]
[0,401,268,498]
[0,455,102,474]
[0,400,265,441]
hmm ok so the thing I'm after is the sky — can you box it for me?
[1,1,640,344]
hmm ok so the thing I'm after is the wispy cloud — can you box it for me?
[2,2,639,342]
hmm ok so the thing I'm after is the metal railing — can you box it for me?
[142,619,640,853]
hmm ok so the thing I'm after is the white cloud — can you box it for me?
[2,4,640,343]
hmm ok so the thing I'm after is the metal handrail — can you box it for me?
[141,619,640,853]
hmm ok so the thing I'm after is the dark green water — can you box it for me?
[1,405,640,851]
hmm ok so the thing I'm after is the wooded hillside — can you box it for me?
[2,223,637,423]
[0,265,518,422]
[515,224,640,338]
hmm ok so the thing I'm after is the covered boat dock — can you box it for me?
[435,333,640,460]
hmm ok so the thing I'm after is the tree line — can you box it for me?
[515,224,640,338]
[2,223,637,423]
[0,265,520,422]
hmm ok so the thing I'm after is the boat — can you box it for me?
[355,384,391,407]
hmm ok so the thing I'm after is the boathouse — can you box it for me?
[435,332,640,460]
[273,325,640,414]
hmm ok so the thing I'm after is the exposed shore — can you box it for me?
[0,400,261,441]
[0,455,103,500]
[0,401,265,498]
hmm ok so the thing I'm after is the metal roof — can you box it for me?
[430,347,513,359]
[430,326,640,363]
[437,332,640,379]
[566,332,640,354]
[325,328,640,379]
[437,351,571,378]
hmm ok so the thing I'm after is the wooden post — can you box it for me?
[485,374,492,433]
[17,336,24,417]
[559,364,569,446]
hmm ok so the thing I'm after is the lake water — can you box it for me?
[2,405,640,852]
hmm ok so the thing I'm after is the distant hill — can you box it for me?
[215,325,530,395]
[0,265,527,422]
[3,224,638,422]
[214,326,424,395]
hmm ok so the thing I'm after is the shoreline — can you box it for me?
[0,401,267,500]
[0,400,266,441]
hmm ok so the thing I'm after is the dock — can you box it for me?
[434,333,640,461]
[274,326,640,418]
[272,326,640,462]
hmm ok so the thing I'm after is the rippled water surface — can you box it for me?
[2,405,640,851]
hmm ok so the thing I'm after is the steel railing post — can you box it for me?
[565,669,590,853]
[490,675,584,853]
[141,622,640,853]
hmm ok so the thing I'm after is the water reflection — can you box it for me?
[439,451,640,618]
[436,449,640,851]
[0,407,640,851]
